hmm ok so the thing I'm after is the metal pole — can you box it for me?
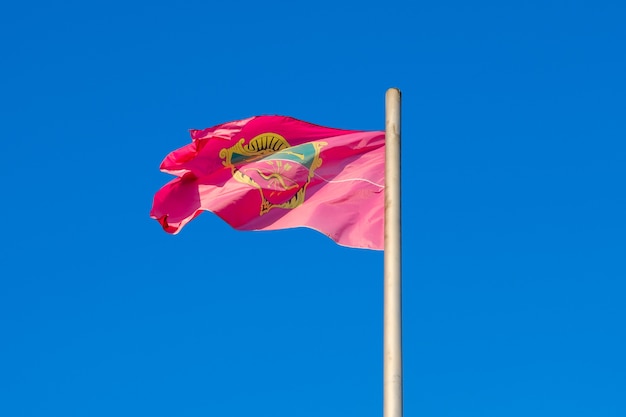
[384,87,402,417]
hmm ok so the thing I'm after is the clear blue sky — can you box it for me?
[1,1,625,416]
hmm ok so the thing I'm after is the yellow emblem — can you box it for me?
[220,133,326,215]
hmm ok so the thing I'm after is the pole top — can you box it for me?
[386,87,402,98]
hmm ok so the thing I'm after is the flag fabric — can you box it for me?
[150,115,385,250]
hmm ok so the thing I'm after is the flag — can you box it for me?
[150,115,385,250]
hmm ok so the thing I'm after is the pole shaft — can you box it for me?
[384,87,402,417]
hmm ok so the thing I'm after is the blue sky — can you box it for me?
[1,1,625,416]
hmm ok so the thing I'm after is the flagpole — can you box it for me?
[384,87,402,417]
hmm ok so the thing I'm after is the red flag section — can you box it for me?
[150,116,385,250]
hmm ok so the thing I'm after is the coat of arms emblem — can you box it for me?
[220,133,326,215]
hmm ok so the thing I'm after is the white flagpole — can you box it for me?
[384,87,402,417]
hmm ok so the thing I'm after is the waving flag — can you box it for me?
[150,115,385,250]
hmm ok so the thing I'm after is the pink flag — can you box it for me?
[150,115,385,250]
